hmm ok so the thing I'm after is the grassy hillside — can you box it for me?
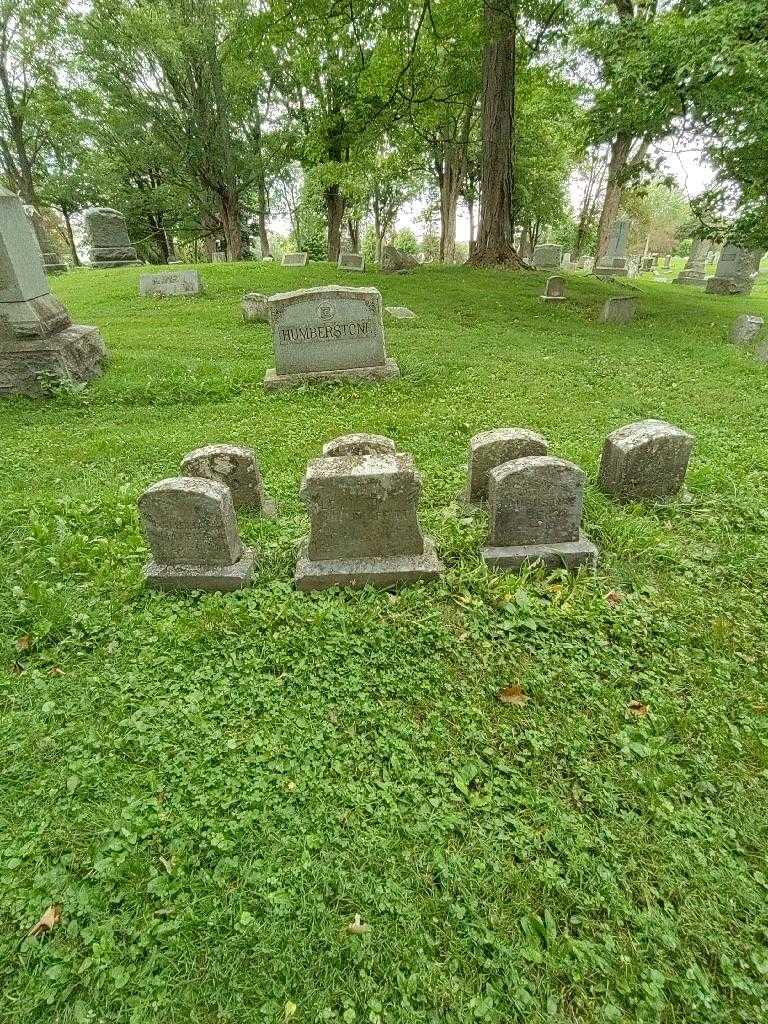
[1,261,767,1023]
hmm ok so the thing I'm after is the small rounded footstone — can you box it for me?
[295,537,443,591]
[145,549,256,592]
[481,532,597,573]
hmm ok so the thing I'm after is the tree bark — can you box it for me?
[217,191,243,260]
[594,133,632,263]
[467,1,524,268]
[347,217,361,253]
[326,184,345,262]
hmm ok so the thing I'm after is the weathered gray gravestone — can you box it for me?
[381,245,419,272]
[705,244,764,295]
[181,444,276,514]
[463,427,549,505]
[674,238,710,286]
[385,306,416,319]
[662,255,672,270]
[729,315,764,345]
[138,477,255,591]
[338,253,364,272]
[562,251,571,266]
[211,252,227,264]
[540,276,566,302]
[139,270,201,297]
[83,207,140,268]
[533,244,562,269]
[323,433,396,457]
[25,207,67,274]
[594,219,631,277]
[241,292,269,323]
[599,296,636,324]
[481,456,597,572]
[281,252,308,267]
[264,285,400,390]
[295,452,443,590]
[756,339,768,364]
[598,420,694,501]
[0,187,107,398]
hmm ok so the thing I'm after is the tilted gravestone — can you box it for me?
[338,253,364,272]
[281,252,308,267]
[139,270,202,297]
[25,207,66,274]
[464,428,549,505]
[705,244,764,295]
[533,244,562,269]
[385,306,416,319]
[181,444,275,515]
[674,238,709,287]
[481,456,597,572]
[0,187,106,398]
[322,433,396,457]
[599,296,636,324]
[594,219,631,276]
[381,245,419,272]
[241,292,269,323]
[295,452,443,590]
[83,207,140,268]
[729,314,764,346]
[264,285,400,390]
[598,420,694,501]
[540,276,566,302]
[138,477,255,591]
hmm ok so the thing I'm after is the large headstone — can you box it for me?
[295,452,443,590]
[594,219,631,277]
[729,314,764,346]
[381,245,419,273]
[139,270,201,297]
[322,433,396,457]
[674,238,709,287]
[598,420,694,501]
[0,188,106,398]
[338,253,364,272]
[241,292,269,323]
[264,285,400,390]
[533,244,562,269]
[540,276,566,302]
[599,296,636,324]
[705,244,764,295]
[25,207,67,274]
[464,428,549,505]
[481,456,597,572]
[281,252,308,267]
[181,444,275,515]
[138,477,255,591]
[83,207,140,268]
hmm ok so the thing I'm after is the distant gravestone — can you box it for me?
[705,244,764,295]
[338,253,364,272]
[756,339,768,364]
[599,296,636,324]
[641,256,653,272]
[533,244,562,269]
[25,208,67,274]
[729,314,764,345]
[211,252,227,264]
[381,245,419,272]
[264,284,400,390]
[540,276,566,302]
[598,420,694,501]
[138,477,255,591]
[662,255,672,270]
[181,444,275,514]
[0,187,107,398]
[83,207,140,268]
[562,251,571,266]
[295,452,443,590]
[675,238,709,287]
[481,456,597,572]
[463,427,549,505]
[385,306,416,319]
[281,252,308,267]
[323,433,396,457]
[595,219,631,277]
[241,292,269,323]
[139,270,201,297]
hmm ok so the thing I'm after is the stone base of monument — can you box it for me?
[264,357,400,390]
[295,537,443,591]
[673,273,706,287]
[0,324,107,398]
[539,294,566,303]
[145,549,256,592]
[593,266,628,278]
[482,532,597,572]
[90,245,140,268]
[42,258,68,275]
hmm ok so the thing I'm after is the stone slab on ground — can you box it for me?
[599,296,636,324]
[295,537,443,591]
[139,270,202,297]
[482,532,598,571]
[145,549,256,592]
[264,357,400,390]
[385,306,416,319]
[281,252,308,267]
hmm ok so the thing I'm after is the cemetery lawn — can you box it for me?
[3,260,768,1024]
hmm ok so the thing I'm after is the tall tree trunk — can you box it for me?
[467,1,524,267]
[574,155,606,257]
[257,209,271,258]
[326,184,345,262]
[218,190,243,260]
[440,168,460,264]
[594,133,632,263]
[62,209,80,267]
[347,217,361,253]
[467,197,475,256]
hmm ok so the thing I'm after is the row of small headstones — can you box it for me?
[137,420,694,593]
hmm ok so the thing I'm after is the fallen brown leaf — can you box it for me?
[627,700,648,717]
[28,904,61,938]
[605,590,624,607]
[346,914,371,934]
[49,666,65,676]
[497,685,529,706]
[16,635,31,652]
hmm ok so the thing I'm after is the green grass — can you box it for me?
[1,260,768,1024]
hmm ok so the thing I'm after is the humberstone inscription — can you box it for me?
[264,285,400,389]
[139,270,201,297]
